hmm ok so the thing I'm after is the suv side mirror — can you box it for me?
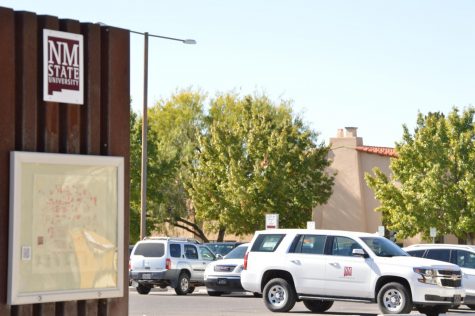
[352,248,368,258]
[215,254,223,260]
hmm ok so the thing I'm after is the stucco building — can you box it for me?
[313,127,395,234]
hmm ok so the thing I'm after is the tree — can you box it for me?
[129,90,210,242]
[365,107,475,243]
[148,90,210,240]
[130,110,142,243]
[185,93,334,238]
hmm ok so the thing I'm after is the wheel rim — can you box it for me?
[382,288,404,312]
[180,277,189,291]
[267,284,287,308]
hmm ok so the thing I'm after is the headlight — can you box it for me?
[413,267,437,285]
[235,265,243,273]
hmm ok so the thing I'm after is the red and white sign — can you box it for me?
[265,214,279,229]
[43,29,84,104]
[344,266,352,277]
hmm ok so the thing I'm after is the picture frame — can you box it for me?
[8,151,124,305]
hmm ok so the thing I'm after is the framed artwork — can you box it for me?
[8,151,124,305]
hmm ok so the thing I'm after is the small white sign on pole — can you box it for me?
[265,214,279,229]
[378,226,385,237]
[430,227,437,238]
[307,221,316,230]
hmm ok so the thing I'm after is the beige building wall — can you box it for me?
[313,127,459,246]
[313,127,391,234]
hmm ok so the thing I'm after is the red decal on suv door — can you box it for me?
[344,266,352,277]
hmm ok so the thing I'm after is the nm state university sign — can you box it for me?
[43,29,84,104]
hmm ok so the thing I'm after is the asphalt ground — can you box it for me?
[128,287,475,316]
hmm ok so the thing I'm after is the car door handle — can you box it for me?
[290,260,301,265]
[329,262,339,267]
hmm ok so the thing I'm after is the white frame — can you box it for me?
[8,151,124,305]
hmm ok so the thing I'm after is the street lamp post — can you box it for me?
[130,30,196,240]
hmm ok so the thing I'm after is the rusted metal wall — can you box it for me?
[0,6,130,316]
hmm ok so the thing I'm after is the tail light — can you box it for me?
[166,258,171,270]
[243,252,249,270]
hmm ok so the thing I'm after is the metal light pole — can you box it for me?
[131,30,196,240]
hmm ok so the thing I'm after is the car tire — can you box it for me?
[417,305,449,316]
[263,278,296,312]
[136,283,151,295]
[207,290,223,296]
[303,300,334,312]
[187,286,195,294]
[467,304,475,310]
[174,272,191,295]
[377,282,412,314]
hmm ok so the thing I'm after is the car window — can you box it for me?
[330,236,361,257]
[406,249,425,258]
[454,250,475,269]
[184,245,199,259]
[292,235,326,255]
[206,244,237,256]
[134,243,165,257]
[425,249,450,262]
[361,237,407,257]
[251,234,285,252]
[199,246,215,261]
[225,245,248,259]
[169,244,181,258]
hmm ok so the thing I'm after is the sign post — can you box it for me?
[265,214,279,230]
[430,227,437,244]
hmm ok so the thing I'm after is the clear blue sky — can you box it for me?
[2,0,475,147]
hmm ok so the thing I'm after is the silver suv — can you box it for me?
[129,237,216,295]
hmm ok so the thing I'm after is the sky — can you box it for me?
[2,0,475,147]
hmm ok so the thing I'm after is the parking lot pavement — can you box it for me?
[129,287,475,316]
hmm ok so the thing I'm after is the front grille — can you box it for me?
[438,270,461,276]
[214,265,236,272]
[435,269,462,288]
[441,279,462,287]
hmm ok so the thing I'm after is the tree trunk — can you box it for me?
[217,227,226,242]
[468,232,475,245]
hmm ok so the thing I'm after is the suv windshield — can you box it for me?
[206,243,239,256]
[225,245,248,259]
[361,237,407,257]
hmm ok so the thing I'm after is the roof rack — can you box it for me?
[142,236,201,244]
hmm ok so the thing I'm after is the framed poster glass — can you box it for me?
[8,152,124,304]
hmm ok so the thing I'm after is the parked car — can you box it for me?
[204,243,250,296]
[241,229,464,315]
[204,242,243,258]
[404,243,475,309]
[129,237,216,295]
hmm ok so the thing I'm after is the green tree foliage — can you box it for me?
[365,107,475,243]
[147,90,209,241]
[130,110,142,243]
[185,93,334,237]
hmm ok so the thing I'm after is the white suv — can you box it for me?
[241,229,464,315]
[129,237,216,295]
[404,243,475,310]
